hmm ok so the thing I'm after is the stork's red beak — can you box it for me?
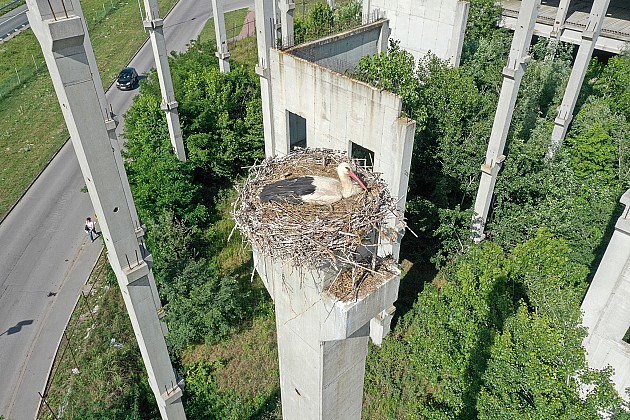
[348,170,367,190]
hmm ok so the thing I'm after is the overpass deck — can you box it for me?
[501,0,630,53]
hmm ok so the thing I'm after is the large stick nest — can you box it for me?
[232,149,402,270]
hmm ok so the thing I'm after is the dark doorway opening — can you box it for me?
[351,142,374,167]
[288,111,307,150]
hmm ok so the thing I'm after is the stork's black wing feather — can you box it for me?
[259,176,317,203]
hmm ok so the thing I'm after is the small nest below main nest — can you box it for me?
[325,256,397,302]
[232,148,401,270]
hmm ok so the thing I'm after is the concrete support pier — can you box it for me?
[548,0,611,156]
[581,189,630,402]
[472,0,541,240]
[143,0,186,161]
[254,254,400,418]
[210,0,231,73]
[255,0,276,157]
[26,0,186,418]
[279,0,295,44]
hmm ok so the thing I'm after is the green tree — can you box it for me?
[165,259,245,353]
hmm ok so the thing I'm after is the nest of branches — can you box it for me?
[232,148,402,271]
[324,256,398,302]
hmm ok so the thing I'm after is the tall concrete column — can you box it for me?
[548,0,610,157]
[472,0,541,240]
[581,189,630,401]
[551,0,571,37]
[211,0,230,73]
[255,0,276,157]
[26,0,186,418]
[279,0,295,45]
[327,0,334,8]
[143,0,186,161]
[254,253,400,418]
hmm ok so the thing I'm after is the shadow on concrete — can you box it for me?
[0,319,34,337]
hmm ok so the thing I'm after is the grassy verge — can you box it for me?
[0,0,176,220]
[38,252,159,419]
[196,8,250,45]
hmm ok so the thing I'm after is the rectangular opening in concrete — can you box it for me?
[351,142,374,167]
[623,326,630,345]
[288,111,307,150]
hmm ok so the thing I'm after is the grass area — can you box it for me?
[0,0,24,18]
[0,0,176,220]
[197,7,250,45]
[39,252,159,419]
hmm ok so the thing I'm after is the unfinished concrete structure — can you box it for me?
[143,0,186,161]
[254,0,414,416]
[550,0,611,154]
[581,189,630,402]
[26,0,186,418]
[211,0,230,73]
[472,0,541,240]
[362,0,470,66]
[500,0,628,152]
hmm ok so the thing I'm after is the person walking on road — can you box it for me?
[85,217,98,242]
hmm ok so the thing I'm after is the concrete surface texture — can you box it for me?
[26,0,185,416]
[253,253,401,419]
[581,189,630,402]
[363,0,469,66]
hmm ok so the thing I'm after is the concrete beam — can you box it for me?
[142,0,186,161]
[26,0,186,418]
[548,0,611,157]
[211,0,230,73]
[472,0,541,240]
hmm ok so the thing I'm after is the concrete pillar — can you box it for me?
[279,0,295,45]
[25,1,186,418]
[548,0,611,157]
[361,0,371,24]
[581,189,630,401]
[472,0,541,241]
[255,0,276,157]
[327,0,334,8]
[254,253,400,418]
[142,0,186,161]
[447,1,469,67]
[211,0,231,73]
[551,0,571,38]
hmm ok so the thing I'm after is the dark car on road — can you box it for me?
[116,67,138,90]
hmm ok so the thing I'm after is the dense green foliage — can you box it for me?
[364,232,623,418]
[293,1,362,45]
[123,40,265,355]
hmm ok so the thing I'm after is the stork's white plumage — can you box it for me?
[259,162,367,205]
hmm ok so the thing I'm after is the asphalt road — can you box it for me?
[0,4,28,41]
[0,0,252,418]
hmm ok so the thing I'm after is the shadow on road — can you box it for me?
[0,319,34,336]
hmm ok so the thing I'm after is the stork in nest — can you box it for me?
[259,162,367,205]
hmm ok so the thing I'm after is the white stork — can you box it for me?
[259,162,367,205]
